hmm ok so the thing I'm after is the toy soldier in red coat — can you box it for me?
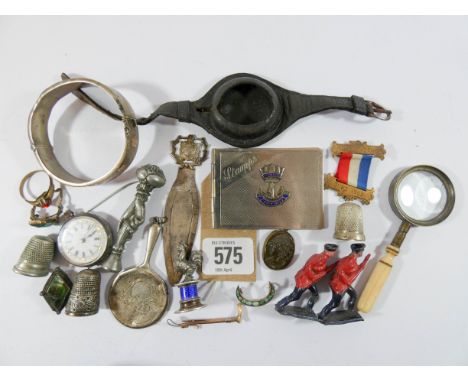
[318,243,370,322]
[275,244,338,313]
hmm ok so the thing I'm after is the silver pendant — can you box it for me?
[163,135,208,285]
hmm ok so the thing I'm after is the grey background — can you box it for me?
[0,16,467,365]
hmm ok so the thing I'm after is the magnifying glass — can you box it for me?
[358,165,455,313]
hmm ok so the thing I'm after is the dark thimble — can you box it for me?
[13,235,55,277]
[351,243,366,253]
[65,269,101,316]
[324,243,338,252]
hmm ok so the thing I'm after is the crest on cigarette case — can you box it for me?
[256,164,290,207]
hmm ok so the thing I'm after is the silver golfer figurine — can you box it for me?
[102,164,166,273]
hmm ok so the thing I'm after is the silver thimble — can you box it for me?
[65,269,101,316]
[13,235,55,277]
[334,202,366,241]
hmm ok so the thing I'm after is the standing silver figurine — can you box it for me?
[174,243,206,313]
[102,164,166,273]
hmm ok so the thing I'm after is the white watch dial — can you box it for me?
[58,215,111,266]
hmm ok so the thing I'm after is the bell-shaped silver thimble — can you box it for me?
[334,202,366,241]
[13,235,55,277]
[65,269,101,316]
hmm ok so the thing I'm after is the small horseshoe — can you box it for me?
[236,282,276,307]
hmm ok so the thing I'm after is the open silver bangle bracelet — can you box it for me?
[28,78,138,187]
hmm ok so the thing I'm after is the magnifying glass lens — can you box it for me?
[396,170,448,222]
[359,165,455,313]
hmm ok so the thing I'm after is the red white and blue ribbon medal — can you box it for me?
[325,141,386,204]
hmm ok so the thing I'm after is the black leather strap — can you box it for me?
[60,72,391,149]
[351,95,369,115]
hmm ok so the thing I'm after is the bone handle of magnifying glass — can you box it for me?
[357,222,411,313]
[357,245,400,313]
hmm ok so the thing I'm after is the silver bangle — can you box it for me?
[28,77,139,187]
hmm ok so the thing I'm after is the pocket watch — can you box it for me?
[57,213,113,267]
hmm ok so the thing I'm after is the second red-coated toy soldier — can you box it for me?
[318,243,370,324]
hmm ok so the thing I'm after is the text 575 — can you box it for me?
[214,246,243,265]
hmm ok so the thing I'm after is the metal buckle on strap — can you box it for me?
[367,101,392,121]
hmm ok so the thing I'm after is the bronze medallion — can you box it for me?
[262,230,295,270]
